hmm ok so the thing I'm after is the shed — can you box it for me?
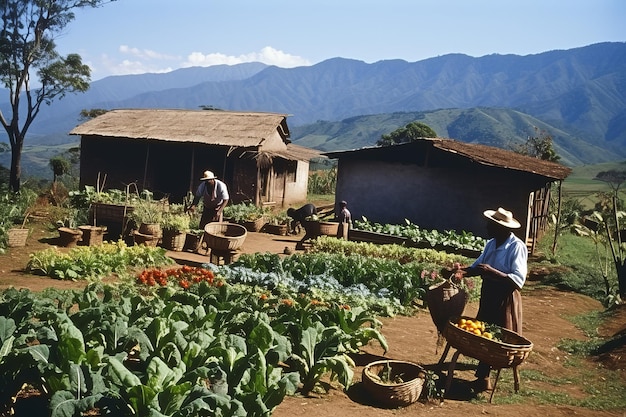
[70,109,321,207]
[323,139,572,252]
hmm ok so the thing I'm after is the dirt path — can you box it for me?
[1,223,625,416]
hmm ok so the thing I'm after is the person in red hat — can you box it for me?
[188,170,230,229]
[457,207,528,392]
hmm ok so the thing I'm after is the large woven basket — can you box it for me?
[444,316,533,368]
[362,360,425,407]
[203,222,247,251]
[426,280,468,333]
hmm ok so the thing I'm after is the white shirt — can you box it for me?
[195,179,229,207]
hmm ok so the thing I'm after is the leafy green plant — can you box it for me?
[129,199,167,225]
[266,210,290,226]
[161,204,191,232]
[25,240,174,280]
[223,203,269,222]
[354,217,486,254]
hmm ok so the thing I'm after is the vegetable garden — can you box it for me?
[1,232,477,416]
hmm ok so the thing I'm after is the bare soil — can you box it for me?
[1,221,625,417]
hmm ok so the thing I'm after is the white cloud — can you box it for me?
[92,53,173,77]
[182,46,310,68]
[119,45,180,61]
[89,46,310,80]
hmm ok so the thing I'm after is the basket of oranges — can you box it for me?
[443,316,533,368]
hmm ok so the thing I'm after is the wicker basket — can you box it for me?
[184,232,203,252]
[134,231,160,247]
[362,360,425,407]
[317,221,339,236]
[262,223,288,236]
[203,222,247,251]
[426,280,468,333]
[443,316,533,368]
[57,227,83,248]
[7,228,29,247]
[78,226,106,246]
[161,229,186,251]
[242,217,266,232]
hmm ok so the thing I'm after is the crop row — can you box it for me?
[0,279,387,416]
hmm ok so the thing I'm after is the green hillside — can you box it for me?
[291,108,619,166]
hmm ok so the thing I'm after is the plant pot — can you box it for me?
[242,217,266,232]
[161,229,186,251]
[7,227,29,247]
[317,221,340,236]
[138,222,162,238]
[78,226,106,246]
[134,231,160,247]
[57,227,83,248]
[263,223,288,236]
[184,232,203,252]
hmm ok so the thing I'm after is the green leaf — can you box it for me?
[105,356,141,388]
[126,384,159,416]
[159,381,193,415]
[0,316,16,343]
[49,390,103,417]
[146,356,184,392]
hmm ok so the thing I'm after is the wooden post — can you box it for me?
[551,181,563,255]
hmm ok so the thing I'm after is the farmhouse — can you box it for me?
[70,109,321,207]
[324,139,572,251]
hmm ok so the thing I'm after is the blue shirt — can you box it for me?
[471,232,528,289]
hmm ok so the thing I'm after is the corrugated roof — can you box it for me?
[323,138,572,180]
[70,109,291,147]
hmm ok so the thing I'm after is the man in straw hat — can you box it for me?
[456,207,528,392]
[188,170,230,229]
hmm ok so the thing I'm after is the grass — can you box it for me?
[474,365,626,410]
[561,160,626,208]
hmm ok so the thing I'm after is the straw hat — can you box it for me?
[200,170,217,181]
[483,207,521,229]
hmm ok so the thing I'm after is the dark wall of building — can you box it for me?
[334,153,549,240]
[80,136,229,203]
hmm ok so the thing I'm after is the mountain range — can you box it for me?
[1,42,625,176]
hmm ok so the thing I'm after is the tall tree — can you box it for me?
[0,0,114,192]
[377,122,437,146]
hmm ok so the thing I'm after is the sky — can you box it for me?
[55,0,626,81]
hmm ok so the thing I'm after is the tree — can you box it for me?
[79,108,109,120]
[514,126,560,162]
[0,0,115,192]
[49,156,70,184]
[377,122,437,146]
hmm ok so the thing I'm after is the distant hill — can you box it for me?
[0,42,625,177]
[291,107,616,166]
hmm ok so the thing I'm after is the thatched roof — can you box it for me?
[70,109,291,147]
[323,138,572,180]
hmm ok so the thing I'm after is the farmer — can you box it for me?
[336,200,352,239]
[188,170,230,229]
[455,207,528,392]
[287,203,317,249]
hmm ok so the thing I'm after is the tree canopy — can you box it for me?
[514,127,560,162]
[0,0,115,192]
[377,122,437,146]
